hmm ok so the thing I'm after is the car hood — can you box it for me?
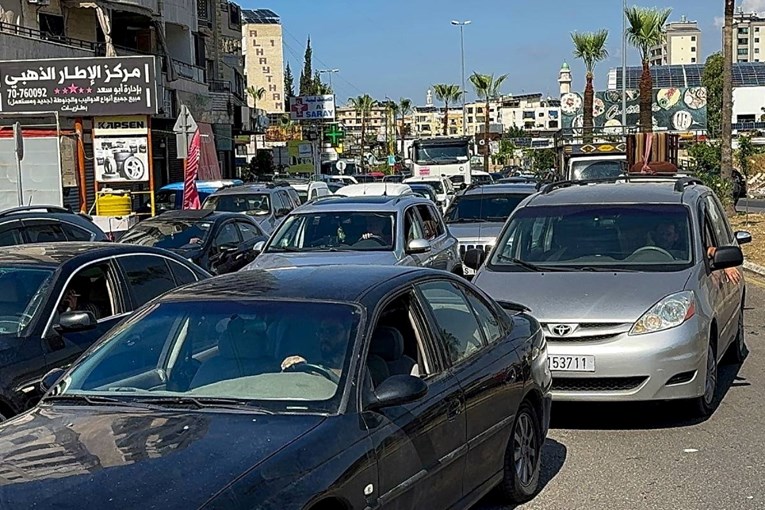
[473,269,693,323]
[447,222,504,243]
[0,405,324,509]
[248,251,399,269]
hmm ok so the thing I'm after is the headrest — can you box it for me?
[218,316,268,359]
[371,326,405,362]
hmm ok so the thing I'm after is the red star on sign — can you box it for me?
[86,87,93,93]
[67,83,79,94]
[54,88,60,94]
[78,88,84,93]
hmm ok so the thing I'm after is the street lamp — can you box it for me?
[451,20,471,136]
[621,0,627,134]
[317,68,340,91]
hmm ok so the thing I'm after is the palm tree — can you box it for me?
[625,6,672,133]
[470,72,508,171]
[398,98,413,158]
[721,0,735,201]
[349,94,377,171]
[571,30,609,142]
[433,84,462,136]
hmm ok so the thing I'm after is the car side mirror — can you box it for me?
[711,245,744,270]
[54,311,96,333]
[366,375,428,411]
[463,248,486,270]
[253,240,265,254]
[40,368,66,394]
[406,238,431,254]
[735,230,752,245]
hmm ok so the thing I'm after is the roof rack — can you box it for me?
[673,176,705,192]
[0,205,72,218]
[540,173,703,195]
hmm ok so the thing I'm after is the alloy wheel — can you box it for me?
[703,343,717,406]
[124,157,145,180]
[513,411,538,487]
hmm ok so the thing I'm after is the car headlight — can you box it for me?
[630,291,695,336]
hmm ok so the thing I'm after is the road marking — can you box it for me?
[746,273,765,288]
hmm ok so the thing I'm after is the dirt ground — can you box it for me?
[730,213,765,267]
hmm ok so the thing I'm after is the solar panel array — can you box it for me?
[613,62,765,89]
[242,9,280,24]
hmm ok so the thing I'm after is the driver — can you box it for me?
[358,214,392,245]
[648,221,686,259]
[280,316,350,376]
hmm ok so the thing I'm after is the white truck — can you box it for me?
[566,154,626,181]
[409,136,472,184]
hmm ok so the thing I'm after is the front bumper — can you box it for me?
[547,317,708,402]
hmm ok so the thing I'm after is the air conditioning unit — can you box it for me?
[28,0,51,5]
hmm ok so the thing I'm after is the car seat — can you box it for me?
[370,326,417,377]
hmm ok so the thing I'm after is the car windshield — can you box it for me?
[0,266,54,335]
[120,220,212,249]
[472,174,493,185]
[446,193,529,223]
[204,193,271,216]
[571,160,624,180]
[411,187,436,201]
[414,144,469,164]
[156,191,177,211]
[412,180,444,194]
[58,300,361,413]
[490,204,693,271]
[268,212,396,252]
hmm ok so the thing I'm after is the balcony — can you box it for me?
[0,21,97,60]
[174,60,206,83]
[209,79,244,101]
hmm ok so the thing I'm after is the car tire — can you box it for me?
[691,341,718,418]
[724,305,747,364]
[497,401,542,504]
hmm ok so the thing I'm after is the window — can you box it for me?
[236,221,262,242]
[465,290,504,344]
[61,222,94,241]
[690,47,696,52]
[691,36,696,41]
[756,38,760,43]
[119,255,177,308]
[213,223,241,250]
[24,222,67,243]
[404,208,424,241]
[757,48,761,54]
[59,263,117,320]
[418,281,484,365]
[0,226,22,247]
[704,195,732,245]
[39,13,65,39]
[691,58,697,63]
[168,260,198,286]
[416,204,445,240]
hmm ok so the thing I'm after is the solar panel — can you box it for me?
[242,9,280,24]
[611,62,765,89]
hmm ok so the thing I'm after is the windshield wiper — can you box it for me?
[571,266,639,273]
[496,256,567,272]
[133,396,274,413]
[43,394,139,407]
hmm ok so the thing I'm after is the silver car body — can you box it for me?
[202,184,298,234]
[472,179,746,403]
[246,195,462,273]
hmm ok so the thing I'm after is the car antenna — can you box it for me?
[383,182,388,196]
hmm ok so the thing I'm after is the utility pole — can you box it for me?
[621,0,627,134]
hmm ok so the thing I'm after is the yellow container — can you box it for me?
[96,192,132,216]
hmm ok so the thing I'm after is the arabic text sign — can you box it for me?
[289,95,336,121]
[0,56,158,116]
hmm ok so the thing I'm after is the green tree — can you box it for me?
[529,148,557,173]
[470,72,508,171]
[721,0,735,210]
[737,134,760,180]
[506,126,527,138]
[349,94,378,170]
[571,30,609,142]
[284,62,295,110]
[433,84,462,136]
[625,6,672,133]
[688,142,722,172]
[299,37,314,95]
[701,53,723,139]
[247,85,266,110]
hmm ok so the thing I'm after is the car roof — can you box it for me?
[296,194,430,212]
[461,183,539,196]
[0,242,182,267]
[164,265,430,303]
[337,183,412,197]
[159,180,243,192]
[404,176,447,183]
[148,210,243,221]
[208,183,287,196]
[525,179,708,207]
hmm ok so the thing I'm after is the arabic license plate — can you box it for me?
[548,355,595,372]
[463,266,476,276]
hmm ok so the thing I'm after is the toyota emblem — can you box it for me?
[552,324,573,336]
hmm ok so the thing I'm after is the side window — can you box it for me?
[58,263,117,320]
[0,225,23,246]
[168,260,199,286]
[118,255,177,308]
[212,222,241,250]
[465,289,505,344]
[418,280,485,365]
[24,221,67,243]
[271,192,284,212]
[236,221,262,242]
[61,222,94,241]
[705,195,732,245]
[404,208,424,241]
[310,188,319,200]
[416,204,445,240]
[280,191,294,210]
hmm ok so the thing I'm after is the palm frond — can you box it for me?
[625,6,672,60]
[571,30,610,73]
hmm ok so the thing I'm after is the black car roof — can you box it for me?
[165,265,429,303]
[149,210,242,222]
[0,242,185,267]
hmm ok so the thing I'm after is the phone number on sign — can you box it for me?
[6,88,48,99]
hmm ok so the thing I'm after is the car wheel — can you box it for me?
[724,306,747,364]
[122,156,146,180]
[497,401,542,503]
[692,341,718,417]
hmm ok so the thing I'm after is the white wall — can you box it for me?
[733,86,765,121]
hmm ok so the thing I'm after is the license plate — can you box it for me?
[463,266,476,276]
[548,355,595,372]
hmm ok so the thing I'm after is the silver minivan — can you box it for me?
[465,176,751,417]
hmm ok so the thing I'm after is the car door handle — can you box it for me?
[447,400,462,419]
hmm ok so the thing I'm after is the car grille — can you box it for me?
[543,322,631,343]
[459,243,493,258]
[552,376,648,392]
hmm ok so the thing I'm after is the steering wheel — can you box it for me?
[0,315,20,333]
[284,362,340,384]
[629,246,673,260]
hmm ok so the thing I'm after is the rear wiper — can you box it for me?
[496,256,566,272]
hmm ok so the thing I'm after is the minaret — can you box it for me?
[558,62,572,96]
[426,89,433,107]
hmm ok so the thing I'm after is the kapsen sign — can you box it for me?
[93,116,149,136]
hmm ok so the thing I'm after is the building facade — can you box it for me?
[731,9,765,63]
[499,94,561,132]
[242,9,285,114]
[649,16,701,66]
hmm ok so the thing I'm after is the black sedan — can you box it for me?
[119,210,268,275]
[0,266,551,508]
[0,242,208,419]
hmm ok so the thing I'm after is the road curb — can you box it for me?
[744,260,765,277]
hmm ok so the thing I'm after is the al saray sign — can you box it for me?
[289,95,336,121]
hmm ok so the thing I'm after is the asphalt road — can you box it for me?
[474,271,765,510]
[737,198,765,214]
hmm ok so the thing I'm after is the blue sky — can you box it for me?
[242,0,729,105]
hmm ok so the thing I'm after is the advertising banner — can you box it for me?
[93,115,149,136]
[289,95,336,121]
[94,136,149,182]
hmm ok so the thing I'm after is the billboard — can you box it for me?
[0,56,158,116]
[289,95,336,121]
[94,136,149,182]
[287,140,314,173]
[93,116,149,136]
[560,87,707,133]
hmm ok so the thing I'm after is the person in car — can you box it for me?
[56,287,101,320]
[651,222,684,256]
[358,215,392,245]
[280,316,351,376]
[706,246,743,284]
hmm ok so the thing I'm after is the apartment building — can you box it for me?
[499,94,561,132]
[731,9,765,63]
[242,9,285,114]
[649,16,701,66]
[465,101,500,136]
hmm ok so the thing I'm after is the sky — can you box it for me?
[241,0,751,106]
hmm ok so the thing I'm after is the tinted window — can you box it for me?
[61,222,94,241]
[25,222,67,243]
[213,223,240,249]
[465,290,504,344]
[418,280,484,365]
[204,194,271,216]
[416,204,444,239]
[119,255,177,308]
[0,226,23,247]
[120,220,213,249]
[269,212,396,252]
[404,208,424,241]
[168,260,198,286]
[445,193,529,223]
[236,221,262,242]
[704,195,732,245]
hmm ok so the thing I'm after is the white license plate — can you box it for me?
[548,355,595,372]
[463,266,476,276]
